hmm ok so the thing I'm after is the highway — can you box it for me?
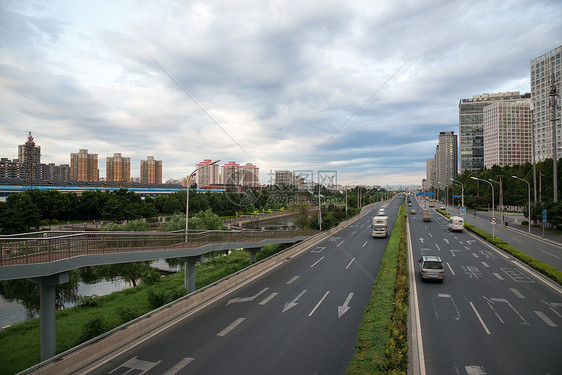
[86,198,401,375]
[408,196,562,375]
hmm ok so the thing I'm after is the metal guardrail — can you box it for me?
[0,229,319,267]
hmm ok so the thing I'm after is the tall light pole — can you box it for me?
[488,177,503,224]
[450,178,464,213]
[438,182,448,211]
[512,175,531,235]
[186,159,220,242]
[550,73,558,202]
[471,176,495,238]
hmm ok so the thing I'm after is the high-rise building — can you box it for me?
[425,159,435,189]
[459,92,523,173]
[530,45,561,162]
[275,170,294,186]
[435,131,458,187]
[222,161,241,185]
[18,132,41,183]
[70,149,99,181]
[140,156,162,184]
[106,153,131,182]
[483,99,532,168]
[195,159,220,187]
[41,163,70,182]
[241,163,259,187]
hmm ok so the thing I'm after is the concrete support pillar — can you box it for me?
[30,272,69,361]
[182,255,203,293]
[245,247,262,264]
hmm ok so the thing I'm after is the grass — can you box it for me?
[0,249,254,375]
[347,204,408,374]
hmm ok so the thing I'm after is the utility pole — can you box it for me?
[550,73,559,202]
[531,104,538,203]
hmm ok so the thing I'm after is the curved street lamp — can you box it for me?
[450,178,465,215]
[512,175,531,235]
[186,159,220,242]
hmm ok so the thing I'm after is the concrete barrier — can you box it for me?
[26,203,377,375]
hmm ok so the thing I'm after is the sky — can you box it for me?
[1,0,561,187]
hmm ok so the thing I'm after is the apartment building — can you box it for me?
[195,159,221,187]
[531,45,561,162]
[483,99,532,168]
[140,156,162,184]
[70,149,99,181]
[435,131,458,187]
[106,153,131,182]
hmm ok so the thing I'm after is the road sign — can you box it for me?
[460,207,466,215]
[490,217,497,224]
[543,209,547,223]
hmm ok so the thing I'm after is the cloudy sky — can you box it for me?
[1,1,561,187]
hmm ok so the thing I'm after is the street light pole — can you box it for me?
[185,159,220,242]
[471,177,495,238]
[488,178,503,224]
[513,176,531,235]
[450,178,464,214]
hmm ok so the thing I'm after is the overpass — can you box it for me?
[0,228,318,361]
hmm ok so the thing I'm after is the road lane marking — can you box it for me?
[283,290,307,312]
[465,365,487,375]
[493,273,504,280]
[472,253,479,258]
[429,232,433,238]
[469,302,491,334]
[465,246,471,251]
[510,288,525,299]
[311,257,324,268]
[542,250,561,259]
[259,292,278,305]
[109,357,161,375]
[227,287,269,305]
[286,276,299,284]
[362,241,368,248]
[435,244,441,251]
[162,358,195,375]
[346,258,355,269]
[481,262,490,268]
[337,240,344,247]
[311,247,325,253]
[534,311,557,327]
[438,293,461,320]
[217,317,246,336]
[337,292,354,318]
[446,262,455,275]
[308,291,330,317]
[450,249,461,257]
[350,231,356,236]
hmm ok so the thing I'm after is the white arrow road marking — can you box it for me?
[419,237,424,243]
[450,249,461,257]
[282,290,307,313]
[437,293,461,320]
[443,239,449,244]
[465,365,487,375]
[338,293,354,318]
[227,287,269,305]
[467,240,476,245]
[217,317,246,336]
[309,291,330,317]
[543,301,562,318]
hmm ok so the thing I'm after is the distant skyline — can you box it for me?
[1,1,561,186]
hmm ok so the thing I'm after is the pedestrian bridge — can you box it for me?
[0,228,319,361]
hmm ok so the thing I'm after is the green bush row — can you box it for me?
[347,204,408,374]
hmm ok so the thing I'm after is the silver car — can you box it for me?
[418,255,445,281]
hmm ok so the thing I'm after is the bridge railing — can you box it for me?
[0,229,318,266]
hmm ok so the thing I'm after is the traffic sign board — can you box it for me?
[460,207,466,215]
[490,217,497,224]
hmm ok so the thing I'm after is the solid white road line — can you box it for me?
[470,302,491,335]
[310,257,324,268]
[162,357,194,375]
[259,292,278,305]
[217,318,246,337]
[346,258,355,269]
[308,291,330,317]
[286,276,299,284]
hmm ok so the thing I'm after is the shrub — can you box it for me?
[147,288,184,309]
[116,307,140,323]
[77,316,108,344]
[141,269,161,285]
[76,295,100,308]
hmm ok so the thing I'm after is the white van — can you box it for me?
[448,216,464,231]
[371,216,388,238]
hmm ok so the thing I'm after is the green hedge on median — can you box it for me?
[347,203,408,375]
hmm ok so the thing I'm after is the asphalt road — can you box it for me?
[408,197,562,375]
[86,198,401,375]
